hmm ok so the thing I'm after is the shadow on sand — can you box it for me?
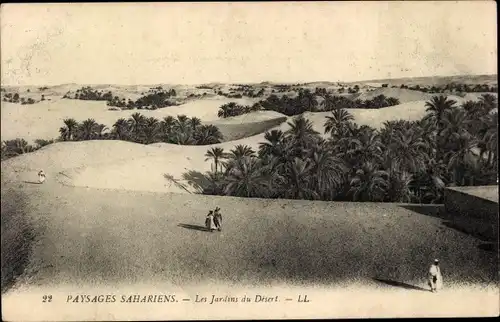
[178,223,210,232]
[477,243,497,252]
[399,204,448,220]
[181,170,211,193]
[441,221,494,242]
[401,205,497,243]
[22,181,42,185]
[373,278,429,292]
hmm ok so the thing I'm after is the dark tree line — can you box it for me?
[201,94,498,203]
[63,86,177,110]
[217,91,401,118]
[2,92,41,105]
[400,83,497,94]
[1,139,55,160]
[1,114,224,160]
[57,113,222,145]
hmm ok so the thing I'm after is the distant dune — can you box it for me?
[353,87,473,104]
[207,111,287,141]
[1,77,498,309]
[350,74,498,87]
[0,98,449,194]
[3,93,494,194]
[1,97,257,143]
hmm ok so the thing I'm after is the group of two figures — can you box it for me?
[206,207,222,232]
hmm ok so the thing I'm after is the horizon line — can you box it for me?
[1,73,497,88]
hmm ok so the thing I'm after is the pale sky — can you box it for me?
[1,1,497,86]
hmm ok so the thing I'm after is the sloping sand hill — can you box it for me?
[0,97,258,143]
[353,88,468,104]
[206,111,288,141]
[0,98,457,194]
[1,181,498,319]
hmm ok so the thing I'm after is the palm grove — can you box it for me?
[1,113,223,159]
[58,113,223,145]
[203,94,498,203]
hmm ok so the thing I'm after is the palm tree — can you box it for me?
[112,118,130,140]
[172,132,195,145]
[128,112,146,142]
[2,138,35,158]
[445,132,478,186]
[349,161,389,202]
[283,157,319,200]
[160,116,176,141]
[286,115,320,157]
[95,124,108,139]
[204,147,227,174]
[324,108,354,137]
[189,117,202,131]
[387,168,413,203]
[258,129,286,157]
[230,144,255,159]
[387,127,429,173]
[297,89,318,112]
[350,131,385,167]
[60,118,79,141]
[218,104,231,118]
[143,117,160,144]
[77,118,99,140]
[441,108,469,142]
[424,95,457,157]
[483,112,498,167]
[194,125,223,145]
[224,156,272,198]
[462,100,481,119]
[412,167,445,204]
[479,93,497,114]
[175,115,190,133]
[309,142,347,199]
[414,118,437,158]
[370,94,388,108]
[386,97,400,106]
[224,145,256,172]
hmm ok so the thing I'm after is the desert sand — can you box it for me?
[1,181,498,319]
[1,83,498,319]
[1,87,491,194]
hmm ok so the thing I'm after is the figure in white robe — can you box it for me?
[205,211,216,232]
[38,170,46,184]
[428,259,443,292]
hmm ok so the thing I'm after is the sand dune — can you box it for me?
[1,182,497,319]
[1,90,495,194]
[1,97,257,143]
[207,111,287,141]
[353,87,467,104]
[3,89,493,144]
[2,82,498,318]
[1,99,444,193]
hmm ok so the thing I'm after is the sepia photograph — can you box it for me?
[1,1,498,320]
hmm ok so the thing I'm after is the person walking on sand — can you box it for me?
[213,207,222,231]
[205,210,216,232]
[38,170,46,184]
[428,259,443,293]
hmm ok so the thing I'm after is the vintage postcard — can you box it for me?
[1,1,498,321]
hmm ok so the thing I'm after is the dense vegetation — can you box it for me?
[2,92,42,105]
[399,83,497,94]
[63,86,178,110]
[57,113,222,145]
[217,90,401,118]
[1,114,223,160]
[202,94,498,203]
[1,139,55,160]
